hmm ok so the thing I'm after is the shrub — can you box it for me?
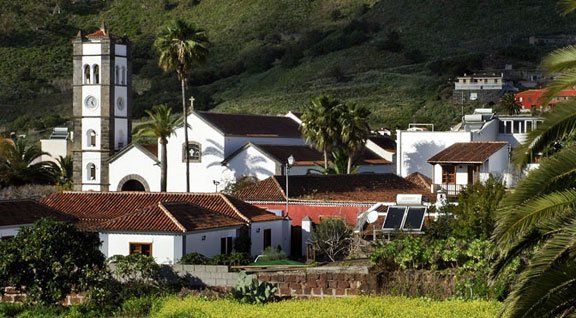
[311,218,351,262]
[209,252,252,267]
[258,246,287,262]
[108,253,160,285]
[179,252,209,265]
[231,271,277,304]
[0,218,105,305]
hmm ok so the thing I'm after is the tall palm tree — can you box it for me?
[492,2,576,316]
[133,104,181,192]
[0,138,58,187]
[154,19,209,192]
[338,102,371,174]
[300,96,342,170]
[55,155,73,188]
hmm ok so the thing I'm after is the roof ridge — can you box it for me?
[271,176,287,199]
[219,194,251,223]
[157,202,187,233]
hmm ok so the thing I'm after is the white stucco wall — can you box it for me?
[40,139,68,163]
[82,43,101,55]
[102,232,182,264]
[184,227,240,258]
[396,130,472,178]
[109,146,160,192]
[365,140,395,162]
[226,146,278,180]
[250,220,290,256]
[486,146,510,178]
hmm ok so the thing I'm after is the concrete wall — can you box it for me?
[102,232,182,264]
[184,227,240,258]
[250,220,290,256]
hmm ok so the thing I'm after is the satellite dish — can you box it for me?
[366,210,378,224]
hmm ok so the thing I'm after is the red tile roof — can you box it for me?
[142,144,158,158]
[99,202,244,233]
[234,174,430,203]
[427,142,508,164]
[40,192,281,231]
[405,172,432,190]
[0,200,75,227]
[197,112,302,138]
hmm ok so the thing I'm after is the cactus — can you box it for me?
[232,271,278,304]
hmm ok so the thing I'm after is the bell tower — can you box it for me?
[72,24,131,191]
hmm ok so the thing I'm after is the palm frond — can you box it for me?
[513,107,576,168]
[558,0,576,15]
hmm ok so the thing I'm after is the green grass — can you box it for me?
[149,296,501,318]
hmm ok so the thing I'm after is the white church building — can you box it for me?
[69,25,395,193]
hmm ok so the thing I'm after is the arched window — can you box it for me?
[93,64,100,84]
[87,130,96,147]
[87,163,96,181]
[121,66,126,85]
[115,66,119,84]
[84,64,91,84]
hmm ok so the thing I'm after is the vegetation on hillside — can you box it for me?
[0,0,574,136]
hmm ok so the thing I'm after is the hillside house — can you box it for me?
[514,88,576,112]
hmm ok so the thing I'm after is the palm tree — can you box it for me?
[300,96,342,170]
[55,155,73,188]
[338,102,371,174]
[0,138,59,187]
[154,19,209,192]
[492,2,576,316]
[133,104,181,192]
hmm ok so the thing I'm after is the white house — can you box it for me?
[427,141,509,196]
[39,127,72,164]
[40,191,289,264]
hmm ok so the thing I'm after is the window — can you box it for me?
[129,243,152,256]
[263,229,272,249]
[505,121,512,134]
[220,237,233,255]
[526,121,533,133]
[115,66,119,84]
[513,121,522,134]
[93,64,100,84]
[499,121,505,133]
[121,66,126,85]
[441,165,455,184]
[87,130,96,147]
[87,163,96,181]
[182,142,201,162]
[84,64,91,84]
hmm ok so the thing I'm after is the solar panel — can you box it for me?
[382,206,406,230]
[403,207,426,231]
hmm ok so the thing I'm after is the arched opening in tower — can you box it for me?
[120,179,146,191]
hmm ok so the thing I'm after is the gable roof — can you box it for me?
[108,143,159,164]
[427,141,508,164]
[40,192,281,231]
[0,200,75,227]
[196,111,302,138]
[367,135,396,152]
[234,174,430,203]
[223,143,391,166]
[98,202,244,233]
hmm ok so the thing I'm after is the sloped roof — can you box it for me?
[368,135,396,152]
[0,200,75,227]
[108,143,159,164]
[235,174,430,203]
[196,112,302,137]
[405,172,432,190]
[40,192,281,231]
[98,202,244,233]
[427,142,508,164]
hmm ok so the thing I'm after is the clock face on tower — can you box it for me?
[84,95,99,110]
[117,97,125,111]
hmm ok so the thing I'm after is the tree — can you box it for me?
[55,155,73,188]
[300,96,342,170]
[0,138,59,187]
[311,218,351,262]
[499,92,521,115]
[133,104,181,192]
[0,218,105,304]
[338,102,371,174]
[492,3,576,315]
[154,19,209,192]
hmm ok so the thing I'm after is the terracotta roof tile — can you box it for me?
[235,174,430,203]
[98,202,244,233]
[197,112,302,137]
[0,200,75,227]
[142,144,158,158]
[427,142,508,164]
[40,192,281,230]
[405,172,432,190]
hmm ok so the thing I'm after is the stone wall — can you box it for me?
[1,288,86,306]
[168,264,240,288]
[256,266,375,298]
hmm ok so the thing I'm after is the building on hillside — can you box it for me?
[234,173,430,257]
[40,192,288,263]
[396,108,542,192]
[453,73,507,104]
[514,88,576,112]
[0,200,74,239]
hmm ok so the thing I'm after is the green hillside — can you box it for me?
[0,0,574,135]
